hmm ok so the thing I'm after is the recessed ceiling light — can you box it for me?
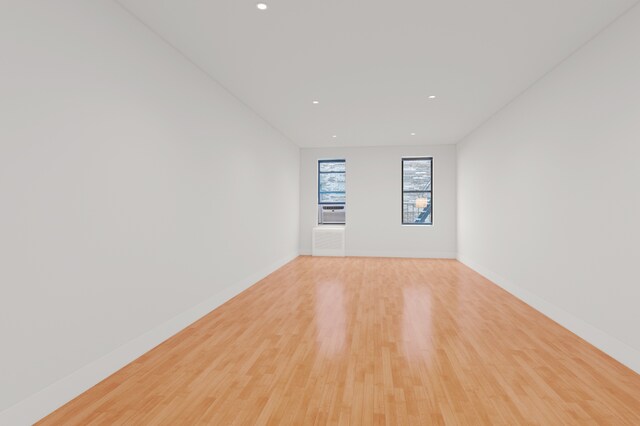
[428,95,437,99]
[256,3,268,10]
[332,135,337,138]
[410,132,416,136]
[312,100,320,104]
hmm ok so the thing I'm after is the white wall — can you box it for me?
[300,145,456,258]
[457,4,640,372]
[0,0,299,419]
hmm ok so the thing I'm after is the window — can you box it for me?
[318,159,346,204]
[318,159,346,225]
[402,157,432,225]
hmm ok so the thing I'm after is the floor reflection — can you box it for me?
[314,280,346,355]
[402,286,434,361]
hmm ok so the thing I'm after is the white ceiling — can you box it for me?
[118,0,637,147]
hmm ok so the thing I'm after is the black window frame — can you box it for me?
[318,159,346,205]
[401,157,433,225]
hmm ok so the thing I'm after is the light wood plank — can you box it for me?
[38,257,640,425]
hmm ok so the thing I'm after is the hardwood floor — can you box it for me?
[39,257,640,425]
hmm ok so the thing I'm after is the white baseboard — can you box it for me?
[457,254,640,375]
[0,253,299,426]
[347,250,457,259]
[299,248,456,259]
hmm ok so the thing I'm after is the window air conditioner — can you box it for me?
[319,205,346,224]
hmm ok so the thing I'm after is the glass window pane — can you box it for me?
[319,161,346,173]
[403,192,432,224]
[403,159,431,191]
[320,192,346,203]
[318,159,346,207]
[319,172,345,193]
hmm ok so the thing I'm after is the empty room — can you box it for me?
[2,0,640,424]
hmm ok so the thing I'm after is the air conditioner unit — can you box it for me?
[318,205,346,224]
[312,226,345,257]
